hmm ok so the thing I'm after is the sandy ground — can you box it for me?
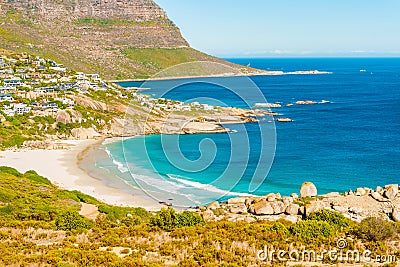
[79,203,100,220]
[0,140,162,211]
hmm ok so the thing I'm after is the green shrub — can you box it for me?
[177,211,205,228]
[355,217,397,241]
[98,204,149,222]
[23,170,52,185]
[289,220,335,242]
[150,207,179,231]
[0,166,22,177]
[150,208,205,231]
[307,209,352,230]
[55,210,92,231]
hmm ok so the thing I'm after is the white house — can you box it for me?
[13,103,31,115]
[3,78,21,86]
[0,94,14,102]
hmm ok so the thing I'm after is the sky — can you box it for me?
[154,0,400,57]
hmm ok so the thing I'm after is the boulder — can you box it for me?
[271,201,286,214]
[355,188,367,196]
[266,193,276,202]
[305,201,328,216]
[323,192,341,198]
[349,207,363,214]
[333,205,348,213]
[290,193,299,199]
[228,197,247,205]
[245,198,254,207]
[207,201,220,210]
[229,204,248,214]
[202,210,216,222]
[282,197,292,206]
[375,186,384,195]
[283,215,300,223]
[384,184,399,200]
[286,204,300,215]
[300,182,317,198]
[252,200,274,215]
[299,206,306,215]
[392,207,400,222]
[371,191,385,202]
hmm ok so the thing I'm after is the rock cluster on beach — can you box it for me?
[198,182,400,223]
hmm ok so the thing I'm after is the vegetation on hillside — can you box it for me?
[0,167,398,266]
[0,0,256,80]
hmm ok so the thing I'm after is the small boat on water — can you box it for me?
[360,69,367,72]
[320,100,331,104]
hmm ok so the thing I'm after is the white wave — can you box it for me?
[103,147,129,173]
[167,174,254,197]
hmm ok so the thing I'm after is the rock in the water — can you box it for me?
[286,204,300,215]
[228,197,247,205]
[271,201,286,214]
[207,201,220,210]
[384,184,399,200]
[252,200,274,215]
[229,204,248,214]
[300,182,317,198]
[392,207,400,222]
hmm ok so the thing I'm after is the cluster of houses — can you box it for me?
[0,52,219,120]
[134,94,216,113]
[0,53,109,118]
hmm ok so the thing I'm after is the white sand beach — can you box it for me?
[0,140,162,211]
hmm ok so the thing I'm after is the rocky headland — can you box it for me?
[197,182,400,224]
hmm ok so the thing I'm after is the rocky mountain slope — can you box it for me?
[0,0,255,79]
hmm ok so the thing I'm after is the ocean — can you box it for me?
[90,58,400,207]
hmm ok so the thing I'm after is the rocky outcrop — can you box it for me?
[393,207,400,222]
[198,183,400,223]
[300,182,317,198]
[384,184,399,200]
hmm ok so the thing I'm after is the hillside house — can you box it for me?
[0,94,14,102]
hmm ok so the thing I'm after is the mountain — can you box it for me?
[0,0,256,79]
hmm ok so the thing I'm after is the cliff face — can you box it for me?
[0,0,239,79]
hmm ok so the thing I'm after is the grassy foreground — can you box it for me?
[0,167,399,266]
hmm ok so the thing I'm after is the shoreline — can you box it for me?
[0,138,163,211]
[107,70,332,83]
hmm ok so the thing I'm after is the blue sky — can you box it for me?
[154,0,400,57]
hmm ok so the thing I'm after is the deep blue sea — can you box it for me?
[101,58,400,207]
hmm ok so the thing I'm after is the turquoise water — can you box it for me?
[102,58,400,207]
